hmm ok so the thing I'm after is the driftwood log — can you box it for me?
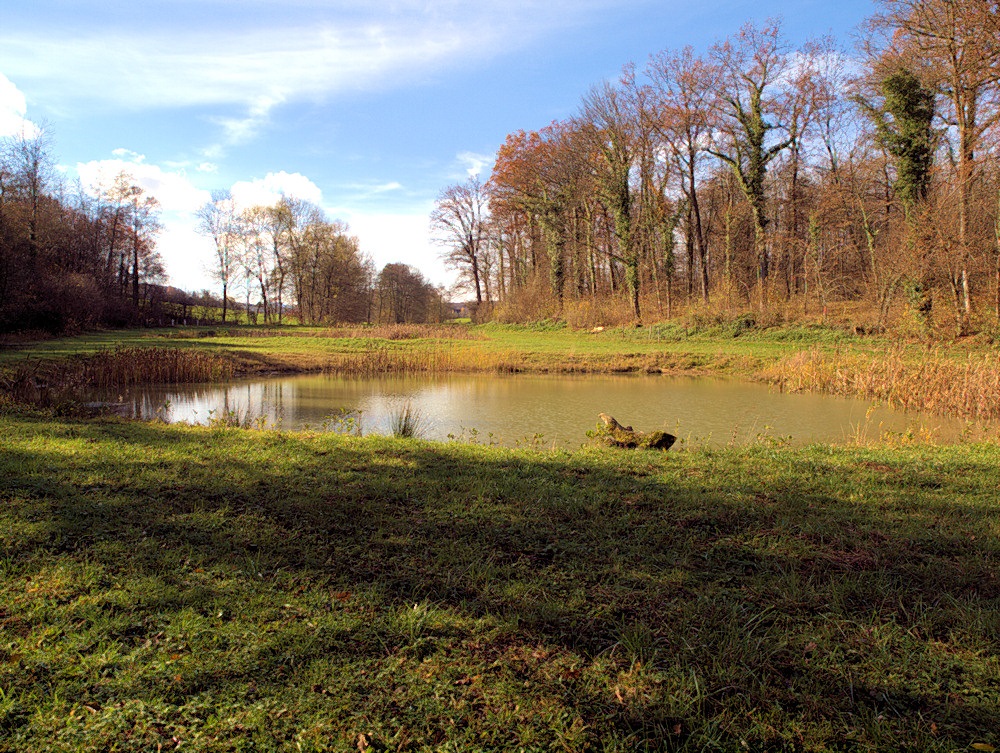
[596,413,676,451]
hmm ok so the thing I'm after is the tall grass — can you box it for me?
[764,347,1000,422]
[79,347,235,387]
[323,324,484,341]
[389,402,425,438]
[318,344,524,375]
[161,324,485,341]
[1,347,235,407]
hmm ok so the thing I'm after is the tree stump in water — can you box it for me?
[596,413,676,451]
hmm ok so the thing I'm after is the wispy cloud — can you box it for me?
[2,24,467,111]
[210,93,287,152]
[456,151,494,179]
[0,1,628,134]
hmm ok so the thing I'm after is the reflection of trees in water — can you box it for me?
[118,374,969,445]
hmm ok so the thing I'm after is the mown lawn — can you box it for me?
[2,412,999,751]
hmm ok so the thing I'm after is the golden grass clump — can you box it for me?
[79,347,236,388]
[318,344,524,376]
[763,347,1000,422]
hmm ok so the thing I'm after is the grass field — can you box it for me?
[2,323,1000,750]
[1,413,999,751]
[0,322,877,375]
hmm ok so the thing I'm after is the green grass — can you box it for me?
[0,321,890,377]
[2,412,999,751]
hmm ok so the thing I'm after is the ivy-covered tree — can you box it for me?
[861,67,936,213]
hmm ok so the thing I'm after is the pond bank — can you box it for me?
[4,323,1000,425]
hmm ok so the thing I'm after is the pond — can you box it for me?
[103,373,973,448]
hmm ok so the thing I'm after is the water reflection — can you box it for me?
[101,373,973,448]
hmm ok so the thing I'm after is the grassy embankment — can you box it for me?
[2,323,1000,750]
[2,413,999,751]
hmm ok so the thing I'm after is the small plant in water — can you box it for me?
[155,400,172,423]
[514,433,547,450]
[323,408,363,436]
[207,406,272,430]
[389,402,424,438]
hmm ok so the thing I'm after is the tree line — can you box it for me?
[433,1,1000,335]
[0,131,166,333]
[0,127,450,333]
[196,191,449,327]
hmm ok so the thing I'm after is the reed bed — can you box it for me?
[764,347,1000,422]
[1,347,236,404]
[79,347,236,387]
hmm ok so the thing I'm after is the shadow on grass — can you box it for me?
[2,413,1000,748]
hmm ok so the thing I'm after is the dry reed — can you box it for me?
[2,347,236,405]
[763,347,1000,422]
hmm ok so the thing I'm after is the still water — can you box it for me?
[107,373,971,448]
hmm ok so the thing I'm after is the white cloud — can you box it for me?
[456,151,494,178]
[77,154,211,213]
[230,171,324,210]
[111,147,144,161]
[0,72,38,138]
[340,207,453,286]
[157,216,219,293]
[0,1,627,131]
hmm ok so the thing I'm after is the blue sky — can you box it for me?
[0,0,876,293]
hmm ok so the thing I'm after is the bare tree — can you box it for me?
[707,20,795,302]
[648,46,716,304]
[196,190,239,323]
[431,176,490,307]
[579,79,646,320]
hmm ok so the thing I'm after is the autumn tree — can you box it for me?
[873,0,1000,331]
[128,187,161,310]
[375,263,443,324]
[0,131,167,331]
